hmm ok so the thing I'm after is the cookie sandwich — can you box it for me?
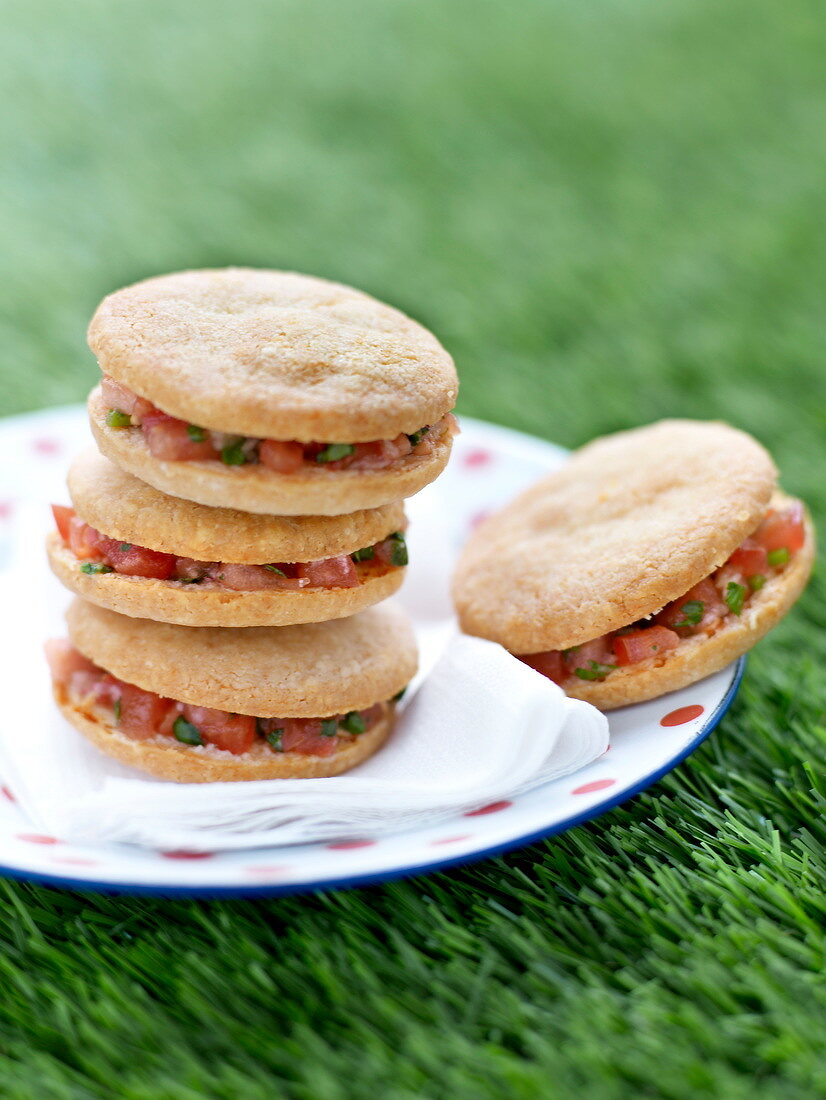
[48,450,409,627]
[47,600,417,782]
[88,267,459,515]
[453,420,814,709]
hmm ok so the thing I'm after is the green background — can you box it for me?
[2,1,824,1096]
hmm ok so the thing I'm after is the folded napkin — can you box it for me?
[0,493,608,851]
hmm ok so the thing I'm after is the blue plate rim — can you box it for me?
[0,658,745,898]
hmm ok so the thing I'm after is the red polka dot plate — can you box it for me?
[0,405,743,896]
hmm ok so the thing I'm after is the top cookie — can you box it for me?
[452,420,778,652]
[88,268,458,442]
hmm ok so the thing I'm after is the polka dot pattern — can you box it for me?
[661,704,705,727]
[0,409,742,895]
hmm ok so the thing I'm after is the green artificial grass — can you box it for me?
[1,0,825,1095]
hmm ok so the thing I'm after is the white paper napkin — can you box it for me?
[0,496,608,851]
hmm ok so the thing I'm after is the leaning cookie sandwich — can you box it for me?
[88,267,459,515]
[48,450,409,627]
[453,420,814,710]
[46,600,417,781]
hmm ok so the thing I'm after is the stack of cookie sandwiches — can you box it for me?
[47,268,458,780]
[453,420,813,710]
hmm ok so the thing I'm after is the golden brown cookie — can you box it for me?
[88,267,458,442]
[65,599,416,716]
[48,450,408,626]
[453,420,778,652]
[89,386,454,515]
[453,421,813,709]
[49,600,417,781]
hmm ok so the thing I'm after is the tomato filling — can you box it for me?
[52,505,408,589]
[46,640,392,757]
[100,376,458,470]
[519,503,806,686]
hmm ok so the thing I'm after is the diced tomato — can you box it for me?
[725,538,769,579]
[259,439,305,473]
[174,557,213,581]
[360,703,384,729]
[347,434,413,471]
[104,542,177,579]
[657,578,728,635]
[51,504,75,542]
[279,718,339,757]
[118,682,174,740]
[182,705,256,754]
[68,516,108,560]
[373,537,408,567]
[92,673,123,708]
[44,640,96,683]
[101,377,158,424]
[215,563,307,591]
[754,504,805,555]
[141,415,218,461]
[563,637,616,675]
[612,626,680,666]
[519,650,567,685]
[296,555,359,588]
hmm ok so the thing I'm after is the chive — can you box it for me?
[105,408,132,428]
[320,719,339,738]
[263,565,287,576]
[391,687,406,703]
[221,439,247,465]
[173,716,203,745]
[750,574,766,591]
[407,427,429,447]
[351,546,375,562]
[388,531,408,567]
[574,660,617,682]
[80,562,113,574]
[119,543,132,552]
[315,443,355,463]
[340,711,366,735]
[725,581,747,616]
[673,600,704,629]
[767,548,790,567]
[113,698,121,725]
[187,424,206,442]
[266,728,284,752]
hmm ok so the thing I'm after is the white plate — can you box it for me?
[0,406,743,896]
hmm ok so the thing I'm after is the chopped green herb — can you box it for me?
[767,547,790,567]
[388,531,409,567]
[105,408,132,428]
[351,546,375,562]
[340,711,366,735]
[187,424,206,442]
[574,660,617,682]
[725,581,746,616]
[113,698,121,725]
[407,427,429,447]
[221,439,247,466]
[391,687,407,703]
[172,716,203,746]
[266,728,284,752]
[315,443,355,463]
[119,543,132,552]
[80,561,113,574]
[673,600,704,629]
[750,574,766,591]
[320,719,339,738]
[263,565,287,576]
